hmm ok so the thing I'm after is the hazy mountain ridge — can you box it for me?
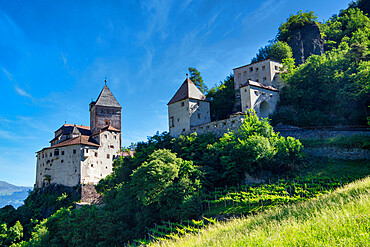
[0,181,32,208]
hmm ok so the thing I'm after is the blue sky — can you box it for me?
[0,0,351,186]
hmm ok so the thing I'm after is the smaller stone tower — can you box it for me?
[89,84,122,135]
[168,78,211,137]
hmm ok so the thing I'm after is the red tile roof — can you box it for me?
[39,135,99,152]
[54,124,90,133]
[168,78,207,105]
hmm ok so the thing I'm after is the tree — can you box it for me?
[251,41,293,63]
[277,10,318,42]
[188,67,208,93]
[206,75,236,121]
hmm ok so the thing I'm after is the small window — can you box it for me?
[262,92,266,95]
[107,154,110,159]
[91,164,93,167]
[256,79,259,82]
[54,149,59,156]
[169,117,174,127]
[114,136,116,139]
[104,134,107,138]
[250,67,253,72]
[75,169,77,172]
[263,77,267,81]
[95,152,98,157]
[61,160,64,163]
[86,149,88,153]
[110,145,114,148]
[197,113,201,119]
[262,65,266,70]
[245,89,247,92]
[256,67,259,71]
[73,149,76,154]
[181,102,185,107]
[182,128,186,132]
[177,118,180,122]
[38,155,40,160]
[61,151,64,155]
[50,153,52,157]
[105,120,110,126]
[42,154,44,158]
[275,65,278,70]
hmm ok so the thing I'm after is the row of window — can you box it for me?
[237,65,280,79]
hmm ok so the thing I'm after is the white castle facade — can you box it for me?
[168,59,283,137]
[35,85,121,188]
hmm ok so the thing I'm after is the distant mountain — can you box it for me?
[0,181,32,208]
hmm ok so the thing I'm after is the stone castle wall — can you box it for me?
[190,114,245,136]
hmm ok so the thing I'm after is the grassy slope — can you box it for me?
[151,176,370,247]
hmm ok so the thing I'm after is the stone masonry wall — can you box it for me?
[304,147,369,160]
[275,127,370,140]
[190,114,245,136]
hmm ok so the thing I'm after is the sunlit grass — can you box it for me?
[151,176,370,247]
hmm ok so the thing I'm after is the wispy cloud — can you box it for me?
[2,68,13,81]
[242,0,286,26]
[14,84,33,99]
[59,52,68,67]
[137,0,173,44]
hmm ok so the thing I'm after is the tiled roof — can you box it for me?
[93,84,121,108]
[51,124,92,142]
[241,80,279,92]
[101,125,121,132]
[119,150,136,157]
[168,78,207,105]
[40,135,99,152]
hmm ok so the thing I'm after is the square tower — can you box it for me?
[89,84,122,135]
[168,78,211,137]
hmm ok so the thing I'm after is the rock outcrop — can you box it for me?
[287,22,325,65]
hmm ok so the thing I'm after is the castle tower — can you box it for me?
[89,84,122,135]
[168,78,211,137]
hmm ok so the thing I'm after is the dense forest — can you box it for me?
[0,1,369,246]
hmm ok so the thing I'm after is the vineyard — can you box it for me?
[132,175,357,245]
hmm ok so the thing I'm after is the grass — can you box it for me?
[300,157,370,181]
[150,176,370,247]
[300,135,370,149]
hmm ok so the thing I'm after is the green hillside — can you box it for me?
[151,176,370,247]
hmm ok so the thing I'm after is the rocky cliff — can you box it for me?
[287,22,325,65]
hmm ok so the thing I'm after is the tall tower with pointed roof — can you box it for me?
[168,78,211,137]
[89,84,122,135]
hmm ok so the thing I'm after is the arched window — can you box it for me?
[260,101,271,118]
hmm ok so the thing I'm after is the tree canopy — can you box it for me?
[188,67,208,94]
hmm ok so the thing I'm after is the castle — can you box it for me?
[35,59,282,188]
[168,59,282,137]
[35,84,121,188]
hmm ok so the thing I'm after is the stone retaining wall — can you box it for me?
[275,127,370,140]
[304,147,370,160]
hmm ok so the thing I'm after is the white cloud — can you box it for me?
[14,84,33,99]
